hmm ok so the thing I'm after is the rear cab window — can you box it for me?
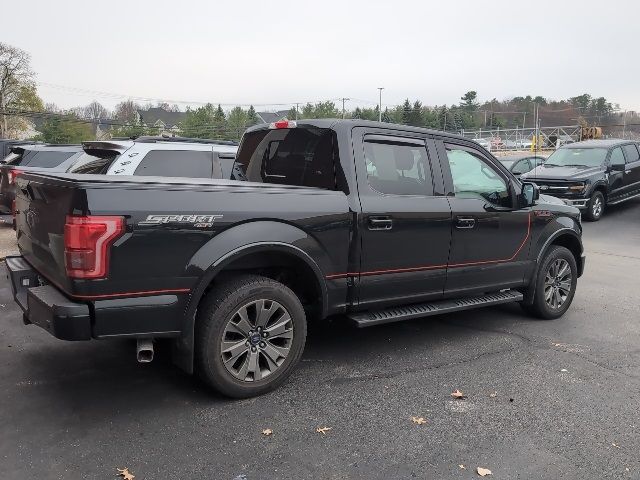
[237,126,338,190]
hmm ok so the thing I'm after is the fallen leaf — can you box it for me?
[451,389,466,399]
[560,368,568,372]
[459,464,466,470]
[316,426,332,435]
[262,428,273,436]
[477,467,492,476]
[117,467,135,480]
[411,416,427,425]
[489,391,498,398]
[612,442,620,448]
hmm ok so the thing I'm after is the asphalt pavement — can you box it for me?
[1,199,639,480]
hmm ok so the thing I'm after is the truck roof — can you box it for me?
[246,118,472,142]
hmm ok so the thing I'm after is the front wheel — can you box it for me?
[521,246,578,320]
[195,274,307,398]
[584,191,605,221]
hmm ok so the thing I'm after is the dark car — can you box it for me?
[521,139,640,221]
[6,119,584,398]
[499,154,546,177]
[0,144,85,219]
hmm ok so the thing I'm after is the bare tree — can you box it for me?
[0,42,35,137]
[114,100,141,124]
[82,100,110,120]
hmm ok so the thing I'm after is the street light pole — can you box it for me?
[377,87,384,122]
[341,98,350,119]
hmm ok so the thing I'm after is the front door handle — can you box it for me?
[368,216,393,231]
[456,216,476,229]
[625,170,632,174]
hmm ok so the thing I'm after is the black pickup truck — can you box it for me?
[5,119,585,398]
[521,139,640,221]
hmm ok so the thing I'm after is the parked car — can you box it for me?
[0,139,41,161]
[71,136,239,179]
[6,119,584,398]
[521,139,640,221]
[471,138,491,150]
[499,155,545,177]
[0,144,85,219]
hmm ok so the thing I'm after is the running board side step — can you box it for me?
[347,291,523,328]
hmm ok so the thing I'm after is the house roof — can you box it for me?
[137,107,187,128]
[256,110,290,124]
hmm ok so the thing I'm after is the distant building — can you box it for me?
[136,107,187,136]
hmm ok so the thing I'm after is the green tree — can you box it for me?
[401,99,412,125]
[459,91,479,112]
[182,103,215,138]
[570,94,592,111]
[227,106,248,140]
[212,104,227,139]
[246,105,259,127]
[408,100,424,127]
[34,115,94,143]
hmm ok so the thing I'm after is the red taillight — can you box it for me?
[64,215,125,279]
[8,169,23,184]
[270,120,297,129]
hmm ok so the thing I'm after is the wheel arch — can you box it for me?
[522,228,584,306]
[173,223,330,374]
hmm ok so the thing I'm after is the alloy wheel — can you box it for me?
[220,299,294,382]
[544,258,573,309]
[592,196,603,218]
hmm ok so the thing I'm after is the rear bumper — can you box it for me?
[4,255,187,340]
[5,255,91,340]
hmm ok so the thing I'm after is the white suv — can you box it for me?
[70,136,240,180]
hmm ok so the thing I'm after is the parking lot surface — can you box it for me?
[1,200,639,480]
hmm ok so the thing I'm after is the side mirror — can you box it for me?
[521,182,539,207]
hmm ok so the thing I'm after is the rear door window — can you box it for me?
[133,150,213,178]
[238,127,337,189]
[363,139,433,196]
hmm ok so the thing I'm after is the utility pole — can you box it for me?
[377,87,384,122]
[623,110,627,139]
[295,103,299,120]
[341,98,350,119]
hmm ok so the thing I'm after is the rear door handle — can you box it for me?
[456,216,476,229]
[368,216,393,231]
[625,170,632,174]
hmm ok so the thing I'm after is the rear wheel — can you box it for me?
[195,274,307,398]
[584,191,604,221]
[521,246,577,320]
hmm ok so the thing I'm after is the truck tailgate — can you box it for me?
[14,173,79,292]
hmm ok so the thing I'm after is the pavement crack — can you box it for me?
[330,345,519,385]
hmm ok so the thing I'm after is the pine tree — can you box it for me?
[401,99,412,125]
[246,105,259,127]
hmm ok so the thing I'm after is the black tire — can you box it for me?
[584,191,605,221]
[521,245,578,320]
[195,274,307,398]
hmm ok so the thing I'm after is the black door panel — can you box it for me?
[352,128,452,308]
[436,139,531,295]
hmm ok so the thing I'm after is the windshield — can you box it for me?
[544,148,608,168]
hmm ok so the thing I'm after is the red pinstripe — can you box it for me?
[326,212,531,280]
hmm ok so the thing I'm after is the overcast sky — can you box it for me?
[3,0,640,111]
